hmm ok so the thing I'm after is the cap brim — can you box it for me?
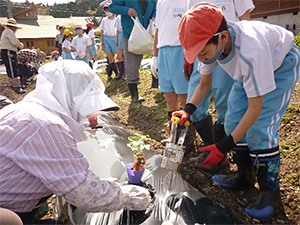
[184,39,208,64]
[79,92,120,117]
[2,23,22,29]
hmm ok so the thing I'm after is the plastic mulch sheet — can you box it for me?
[63,115,240,225]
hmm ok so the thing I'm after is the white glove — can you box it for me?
[79,52,86,59]
[122,185,152,211]
[151,56,158,79]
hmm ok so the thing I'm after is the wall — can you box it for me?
[20,38,56,53]
[252,12,300,35]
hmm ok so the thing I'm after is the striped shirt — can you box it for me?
[0,101,88,213]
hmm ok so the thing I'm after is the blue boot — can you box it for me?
[245,147,281,220]
[211,145,255,189]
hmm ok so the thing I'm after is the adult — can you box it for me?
[0,60,152,225]
[55,25,65,55]
[17,49,39,89]
[109,0,156,103]
[0,18,25,94]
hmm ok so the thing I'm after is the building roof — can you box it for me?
[0,15,95,39]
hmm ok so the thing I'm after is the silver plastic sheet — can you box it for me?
[65,115,239,225]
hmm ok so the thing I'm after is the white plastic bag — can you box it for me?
[147,19,156,37]
[128,17,154,55]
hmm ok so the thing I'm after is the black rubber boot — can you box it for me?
[182,125,195,154]
[110,62,119,78]
[193,115,214,146]
[128,83,145,103]
[122,61,126,78]
[115,62,123,80]
[151,74,158,88]
[89,61,93,69]
[245,148,281,220]
[106,64,112,80]
[9,77,25,94]
[214,123,227,143]
[211,145,255,189]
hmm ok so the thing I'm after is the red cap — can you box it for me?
[178,3,223,64]
[86,22,93,28]
[51,51,59,57]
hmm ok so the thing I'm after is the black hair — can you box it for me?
[86,27,91,34]
[207,17,228,45]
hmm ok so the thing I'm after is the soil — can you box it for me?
[0,67,299,224]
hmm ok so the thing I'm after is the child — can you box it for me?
[86,22,98,68]
[151,0,194,152]
[99,3,119,80]
[174,3,300,220]
[186,0,254,172]
[114,14,125,80]
[62,29,74,60]
[71,25,91,64]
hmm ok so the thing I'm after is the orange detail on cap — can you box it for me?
[178,3,223,64]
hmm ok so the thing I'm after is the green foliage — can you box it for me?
[295,34,300,50]
[127,133,151,155]
[283,172,300,186]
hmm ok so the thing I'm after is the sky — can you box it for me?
[10,0,76,6]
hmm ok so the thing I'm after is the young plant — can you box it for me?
[127,133,150,155]
[127,133,151,171]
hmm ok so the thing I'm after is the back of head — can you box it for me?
[178,2,224,63]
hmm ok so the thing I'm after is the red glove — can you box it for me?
[198,135,236,166]
[199,144,225,166]
[183,58,193,81]
[172,103,197,126]
[172,110,190,126]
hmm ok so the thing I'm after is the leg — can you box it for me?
[123,37,144,102]
[0,208,23,225]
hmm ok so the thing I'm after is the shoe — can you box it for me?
[14,87,25,94]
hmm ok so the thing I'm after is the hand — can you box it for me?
[101,44,105,51]
[183,58,193,81]
[198,135,236,166]
[172,103,197,126]
[128,8,137,17]
[79,52,86,59]
[123,185,151,211]
[172,110,190,126]
[198,144,225,166]
[151,56,158,79]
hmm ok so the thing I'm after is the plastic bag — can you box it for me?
[147,20,156,38]
[128,17,154,55]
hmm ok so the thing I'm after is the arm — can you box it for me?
[231,96,263,143]
[85,45,91,55]
[239,9,252,21]
[100,30,105,51]
[153,29,158,57]
[10,32,23,49]
[116,30,119,47]
[189,73,212,107]
[64,171,151,213]
[109,0,131,16]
